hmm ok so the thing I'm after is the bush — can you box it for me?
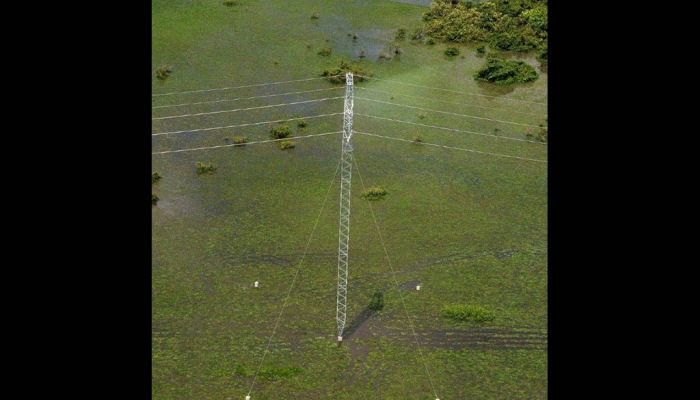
[317,47,332,56]
[278,140,296,150]
[441,304,495,323]
[476,45,486,54]
[222,0,239,5]
[269,124,291,139]
[536,43,548,62]
[444,46,459,57]
[378,51,392,60]
[321,60,370,83]
[411,134,423,143]
[368,291,385,311]
[296,118,308,128]
[473,58,538,85]
[152,193,159,205]
[410,28,426,41]
[196,162,217,174]
[395,27,407,40]
[232,136,247,146]
[155,65,172,80]
[310,11,320,19]
[152,172,162,184]
[361,186,388,200]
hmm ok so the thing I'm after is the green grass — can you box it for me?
[153,1,547,399]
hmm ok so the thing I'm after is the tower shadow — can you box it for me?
[344,307,375,338]
[344,291,385,338]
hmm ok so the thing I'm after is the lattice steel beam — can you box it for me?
[336,72,354,341]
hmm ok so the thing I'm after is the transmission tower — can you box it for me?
[336,72,354,342]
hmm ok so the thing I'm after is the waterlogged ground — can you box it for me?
[153,1,547,399]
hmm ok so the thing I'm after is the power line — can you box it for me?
[151,131,342,155]
[355,74,547,106]
[354,131,547,163]
[152,97,344,120]
[152,87,343,109]
[353,154,440,400]
[152,77,328,97]
[356,97,545,129]
[356,113,547,145]
[247,158,341,399]
[356,86,547,118]
[152,113,343,136]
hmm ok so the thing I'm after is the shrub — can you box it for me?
[196,162,217,174]
[441,304,495,323]
[152,193,159,205]
[321,60,370,83]
[476,45,486,54]
[310,11,320,19]
[410,28,426,41]
[426,38,436,45]
[278,140,296,150]
[536,43,548,62]
[378,51,392,60]
[411,134,423,143]
[489,30,539,52]
[473,58,538,85]
[537,128,547,142]
[155,65,172,80]
[296,118,308,128]
[232,136,247,146]
[395,27,407,40]
[444,46,459,57]
[317,47,332,56]
[361,186,388,200]
[152,172,162,184]
[222,0,239,5]
[269,124,291,139]
[368,291,385,311]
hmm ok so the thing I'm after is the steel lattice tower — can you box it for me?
[336,72,354,342]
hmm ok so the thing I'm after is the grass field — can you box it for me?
[152,1,547,399]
